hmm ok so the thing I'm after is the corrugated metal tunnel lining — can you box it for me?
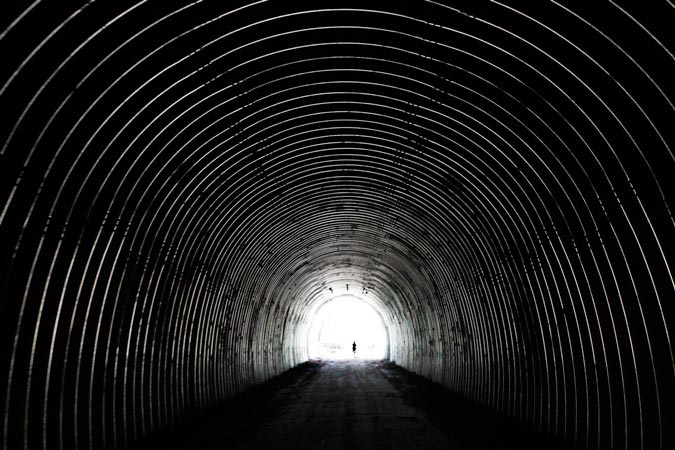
[0,1,673,449]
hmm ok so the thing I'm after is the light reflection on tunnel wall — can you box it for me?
[0,2,673,450]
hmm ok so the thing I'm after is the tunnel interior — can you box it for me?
[0,1,673,450]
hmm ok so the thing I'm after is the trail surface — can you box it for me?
[230,359,462,450]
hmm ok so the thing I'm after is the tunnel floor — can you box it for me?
[231,359,460,450]
[130,359,562,450]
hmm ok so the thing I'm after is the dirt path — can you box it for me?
[230,359,463,450]
[130,359,563,450]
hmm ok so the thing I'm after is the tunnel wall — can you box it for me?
[1,2,673,450]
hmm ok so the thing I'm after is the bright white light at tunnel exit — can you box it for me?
[308,296,388,360]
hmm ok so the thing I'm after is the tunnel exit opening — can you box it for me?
[307,296,389,360]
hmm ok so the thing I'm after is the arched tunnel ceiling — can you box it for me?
[0,1,673,449]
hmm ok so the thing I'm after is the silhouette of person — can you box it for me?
[352,341,356,355]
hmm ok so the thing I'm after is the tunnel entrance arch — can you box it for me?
[306,295,389,360]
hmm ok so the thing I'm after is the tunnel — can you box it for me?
[0,1,673,449]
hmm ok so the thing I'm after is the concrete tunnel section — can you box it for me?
[0,1,673,450]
